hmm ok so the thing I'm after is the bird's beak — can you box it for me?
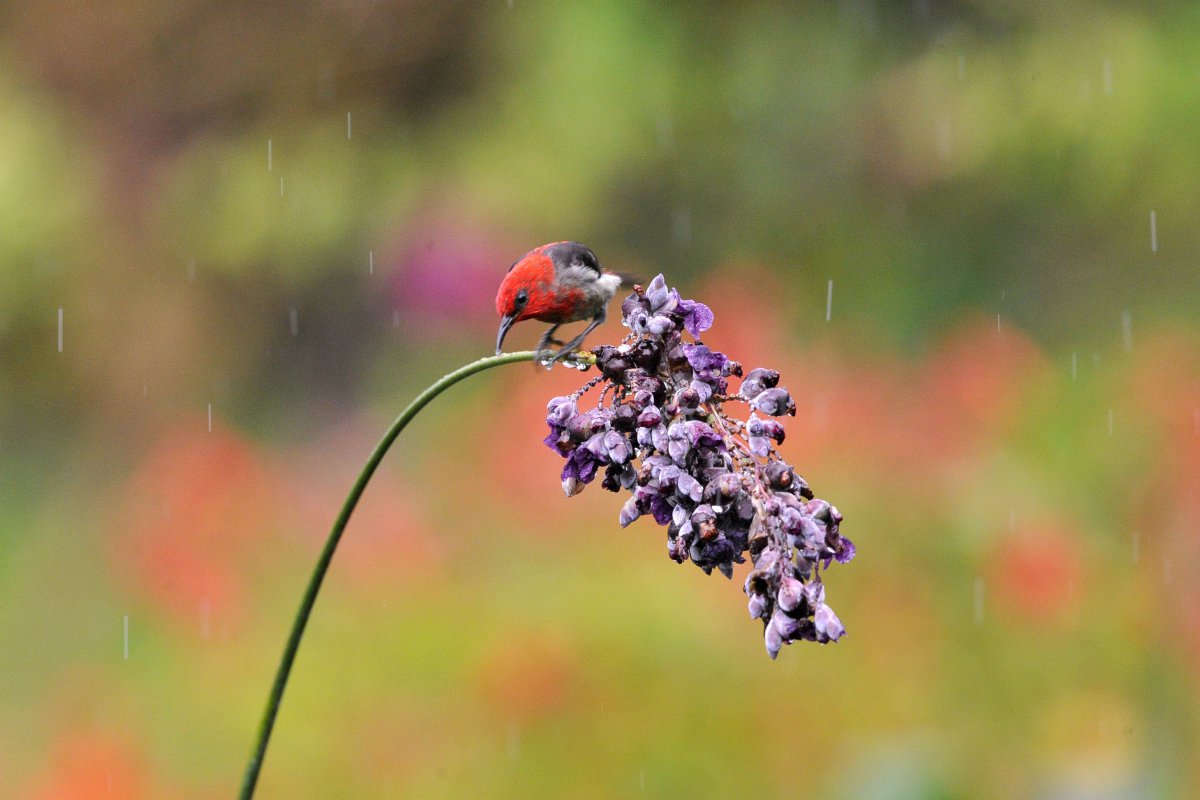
[495,313,517,355]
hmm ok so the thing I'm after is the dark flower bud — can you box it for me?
[764,461,795,492]
[601,464,624,493]
[739,368,780,400]
[666,344,690,372]
[612,402,638,432]
[703,471,741,505]
[631,338,662,371]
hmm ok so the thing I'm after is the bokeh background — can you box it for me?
[3,1,1199,797]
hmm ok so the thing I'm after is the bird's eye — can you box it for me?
[515,289,528,308]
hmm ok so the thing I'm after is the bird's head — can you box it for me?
[495,241,599,354]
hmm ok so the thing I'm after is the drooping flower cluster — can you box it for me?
[544,275,855,658]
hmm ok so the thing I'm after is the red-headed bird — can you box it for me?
[495,241,623,363]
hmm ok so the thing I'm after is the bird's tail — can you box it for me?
[610,271,643,288]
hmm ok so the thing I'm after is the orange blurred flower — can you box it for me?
[111,419,282,633]
[986,521,1085,627]
[22,731,151,800]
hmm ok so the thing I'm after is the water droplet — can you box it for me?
[369,250,374,275]
[825,280,833,322]
[506,722,520,759]
[267,139,273,171]
[289,307,299,336]
[1071,352,1078,381]
[996,313,1001,332]
[208,403,213,432]
[671,207,691,247]
[57,307,63,352]
[280,177,284,197]
[347,111,352,139]
[935,116,952,159]
[1150,210,1157,252]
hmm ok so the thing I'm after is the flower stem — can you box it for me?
[239,350,537,799]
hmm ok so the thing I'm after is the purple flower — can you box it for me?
[750,387,795,417]
[538,275,853,658]
[677,299,714,336]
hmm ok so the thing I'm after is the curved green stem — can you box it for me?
[239,350,537,799]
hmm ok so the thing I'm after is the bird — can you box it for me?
[494,241,623,363]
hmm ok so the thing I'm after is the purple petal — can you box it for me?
[678,299,714,336]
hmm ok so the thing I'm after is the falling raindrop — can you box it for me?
[208,403,213,433]
[1121,310,1132,352]
[996,313,1001,332]
[347,112,352,139]
[123,615,130,660]
[57,307,63,352]
[280,177,284,197]
[671,207,692,247]
[1071,352,1078,381]
[973,578,985,624]
[935,116,952,159]
[506,722,520,759]
[369,250,374,275]
[1150,210,1157,252]
[825,280,833,322]
[267,139,273,171]
[289,307,299,336]
[1103,57,1113,95]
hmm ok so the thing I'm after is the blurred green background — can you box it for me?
[3,1,1199,797]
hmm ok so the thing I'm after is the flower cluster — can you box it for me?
[544,275,855,658]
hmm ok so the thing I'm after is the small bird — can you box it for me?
[495,241,623,363]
